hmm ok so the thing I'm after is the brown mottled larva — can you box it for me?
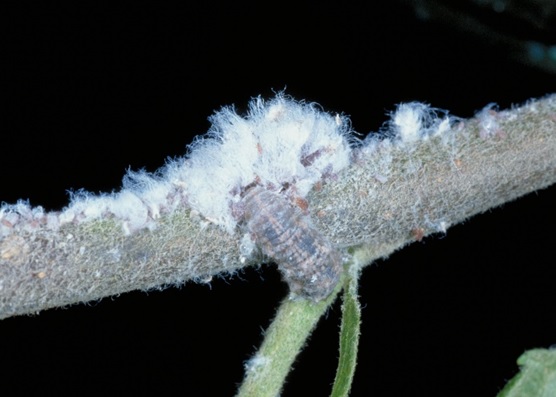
[242,186,342,301]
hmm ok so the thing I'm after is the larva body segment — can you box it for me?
[242,186,342,301]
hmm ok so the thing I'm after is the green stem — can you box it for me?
[330,266,361,397]
[497,348,556,397]
[236,284,342,397]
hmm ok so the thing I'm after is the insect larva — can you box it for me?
[241,186,342,301]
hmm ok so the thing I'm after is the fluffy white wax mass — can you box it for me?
[175,94,354,233]
[1,94,463,240]
[388,102,456,143]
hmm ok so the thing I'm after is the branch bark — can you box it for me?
[1,95,555,319]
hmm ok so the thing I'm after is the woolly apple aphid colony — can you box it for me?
[183,95,353,300]
[1,93,459,301]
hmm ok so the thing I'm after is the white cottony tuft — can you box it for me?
[1,94,461,239]
[477,103,500,138]
[176,93,354,233]
[389,102,456,143]
[0,93,354,237]
[392,102,427,143]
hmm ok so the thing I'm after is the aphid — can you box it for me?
[411,227,425,242]
[241,186,342,301]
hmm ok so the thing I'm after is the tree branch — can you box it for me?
[1,94,555,319]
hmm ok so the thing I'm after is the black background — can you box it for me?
[1,2,555,396]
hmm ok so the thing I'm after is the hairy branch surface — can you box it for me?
[1,95,555,319]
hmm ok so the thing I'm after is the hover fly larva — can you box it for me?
[242,186,342,301]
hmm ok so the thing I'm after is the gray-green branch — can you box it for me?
[1,95,555,319]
